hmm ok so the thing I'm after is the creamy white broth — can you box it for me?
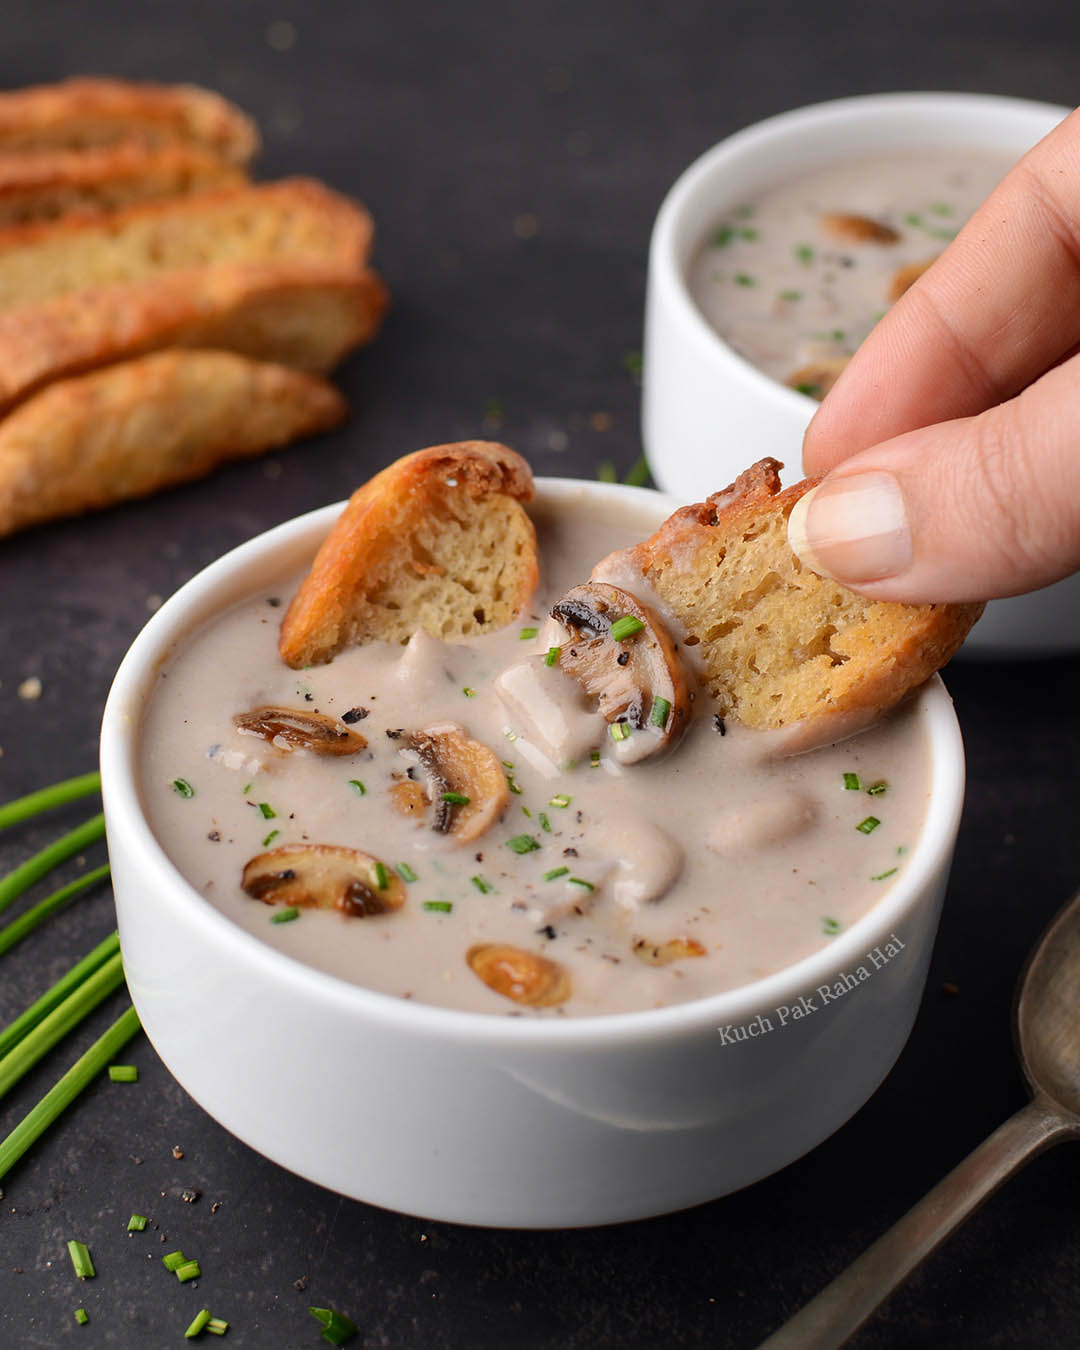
[688,148,1014,391]
[139,496,932,1017]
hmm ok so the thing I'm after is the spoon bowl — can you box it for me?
[1017,890,1080,1118]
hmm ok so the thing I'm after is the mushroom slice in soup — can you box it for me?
[401,723,509,842]
[889,255,938,302]
[467,943,571,1006]
[233,706,367,755]
[631,936,706,966]
[241,844,405,916]
[820,212,900,245]
[785,357,849,401]
[548,582,690,763]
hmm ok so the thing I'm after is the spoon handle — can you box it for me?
[758,1095,1076,1350]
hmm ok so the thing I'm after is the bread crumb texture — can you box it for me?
[619,458,982,729]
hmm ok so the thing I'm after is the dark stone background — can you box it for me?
[1,1,1079,1345]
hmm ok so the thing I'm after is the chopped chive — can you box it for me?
[930,201,953,216]
[172,778,195,798]
[544,646,560,667]
[506,777,522,795]
[609,615,645,642]
[843,772,861,791]
[176,1258,202,1283]
[544,867,570,881]
[501,759,515,770]
[650,697,671,729]
[397,863,418,883]
[596,460,618,483]
[0,770,101,832]
[348,779,366,797]
[127,1214,147,1232]
[0,864,110,962]
[856,816,881,835]
[569,877,595,892]
[108,1064,138,1083]
[795,383,822,397]
[309,1306,358,1346]
[506,834,540,854]
[423,900,453,913]
[778,289,803,302]
[548,794,572,809]
[68,1239,95,1279]
[871,867,898,881]
[623,350,643,379]
[206,1319,229,1337]
[520,626,539,640]
[471,875,493,894]
[738,226,759,241]
[271,906,300,924]
[257,802,276,820]
[822,916,843,936]
[710,223,734,248]
[162,1250,187,1271]
[462,687,476,698]
[440,791,470,806]
[897,845,907,855]
[504,728,518,742]
[590,750,601,768]
[867,781,888,797]
[75,1308,89,1325]
[0,1004,141,1185]
[794,243,814,264]
[609,722,631,743]
[733,273,756,287]
[242,782,254,794]
[623,455,650,487]
[374,861,390,889]
[520,805,531,817]
[904,211,922,226]
[185,1309,212,1338]
[261,829,280,847]
[0,814,106,919]
[538,812,552,833]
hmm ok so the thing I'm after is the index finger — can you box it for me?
[803,104,1080,475]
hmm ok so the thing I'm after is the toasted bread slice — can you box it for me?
[0,143,247,226]
[0,78,258,164]
[0,178,387,410]
[595,458,982,730]
[0,349,346,536]
[279,441,538,667]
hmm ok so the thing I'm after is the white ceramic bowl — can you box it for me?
[642,92,1080,657]
[100,479,966,1228]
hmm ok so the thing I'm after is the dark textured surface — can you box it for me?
[2,1,1080,1345]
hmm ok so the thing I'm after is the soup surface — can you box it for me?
[140,492,932,1017]
[687,148,1014,392]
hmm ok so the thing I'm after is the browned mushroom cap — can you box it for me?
[467,944,571,1006]
[233,706,367,755]
[241,844,405,916]
[888,255,938,303]
[549,582,690,761]
[821,212,900,245]
[785,357,849,401]
[631,936,706,966]
[401,723,509,842]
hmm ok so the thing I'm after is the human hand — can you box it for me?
[787,106,1080,604]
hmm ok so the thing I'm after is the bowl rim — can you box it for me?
[648,90,1072,419]
[100,475,965,1049]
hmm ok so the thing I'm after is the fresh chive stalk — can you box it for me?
[162,1251,187,1271]
[440,791,470,806]
[185,1309,212,1338]
[519,627,539,641]
[462,687,477,698]
[650,697,671,729]
[108,1064,138,1083]
[348,779,366,796]
[505,834,540,854]
[261,829,279,848]
[175,1258,202,1283]
[127,1214,147,1232]
[206,1318,229,1336]
[506,777,523,795]
[271,907,300,925]
[569,877,595,892]
[0,771,101,832]
[544,647,559,667]
[538,812,552,833]
[543,867,569,881]
[0,924,117,1055]
[257,802,276,820]
[309,1306,358,1346]
[396,863,418,883]
[423,901,452,913]
[0,1004,141,1183]
[172,778,195,798]
[548,794,571,809]
[867,781,888,797]
[74,1308,89,1325]
[871,867,898,881]
[609,615,644,642]
[609,722,630,743]
[822,917,843,935]
[0,814,106,918]
[856,817,881,835]
[623,455,650,487]
[596,459,617,483]
[471,876,493,894]
[589,750,601,768]
[68,1239,95,1279]
[374,862,390,889]
[842,772,861,791]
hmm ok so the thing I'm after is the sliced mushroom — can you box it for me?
[467,943,571,1006]
[632,936,706,966]
[786,357,849,401]
[399,722,509,842]
[233,706,367,755]
[548,582,690,764]
[888,255,938,303]
[821,212,900,245]
[389,778,428,821]
[241,844,405,916]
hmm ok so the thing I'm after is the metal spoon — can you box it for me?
[760,887,1080,1350]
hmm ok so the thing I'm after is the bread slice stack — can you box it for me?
[0,78,387,536]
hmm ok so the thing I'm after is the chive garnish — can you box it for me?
[871,867,898,881]
[185,1309,212,1339]
[734,272,755,287]
[441,791,470,806]
[822,917,843,936]
[172,778,195,798]
[0,770,101,832]
[348,779,366,796]
[794,243,814,264]
[609,722,630,743]
[504,728,518,742]
[0,931,118,1059]
[710,223,734,248]
[462,687,477,698]
[597,460,617,483]
[242,782,253,794]
[623,455,650,487]
[623,351,643,379]
[162,1251,187,1271]
[257,802,276,819]
[397,863,418,883]
[904,212,923,226]
[521,805,531,817]
[930,201,953,216]
[590,750,601,767]
[610,615,644,642]
[506,776,523,795]
[0,814,105,919]
[262,829,280,847]
[108,1064,138,1083]
[779,289,803,302]
[0,864,110,961]
[75,1308,89,1325]
[374,861,390,889]
[206,1319,229,1337]
[271,906,300,924]
[544,867,569,881]
[472,875,493,894]
[423,901,453,912]
[856,817,881,834]
[867,781,888,797]
[128,1214,147,1232]
[538,812,551,833]
[506,834,540,854]
[738,226,759,241]
[309,1306,359,1346]
[520,626,539,640]
[548,794,571,808]
[68,1240,95,1279]
[795,383,822,397]
[569,877,595,892]
[544,646,560,667]
[176,1258,202,1283]
[843,772,861,791]
[650,697,671,729]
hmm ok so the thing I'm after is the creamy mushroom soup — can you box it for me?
[687,148,1014,395]
[140,494,932,1017]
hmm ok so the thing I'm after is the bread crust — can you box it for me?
[0,349,346,535]
[0,78,259,164]
[279,441,538,667]
[611,458,983,730]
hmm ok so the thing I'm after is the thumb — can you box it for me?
[787,356,1080,604]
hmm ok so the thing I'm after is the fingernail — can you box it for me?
[787,471,912,582]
